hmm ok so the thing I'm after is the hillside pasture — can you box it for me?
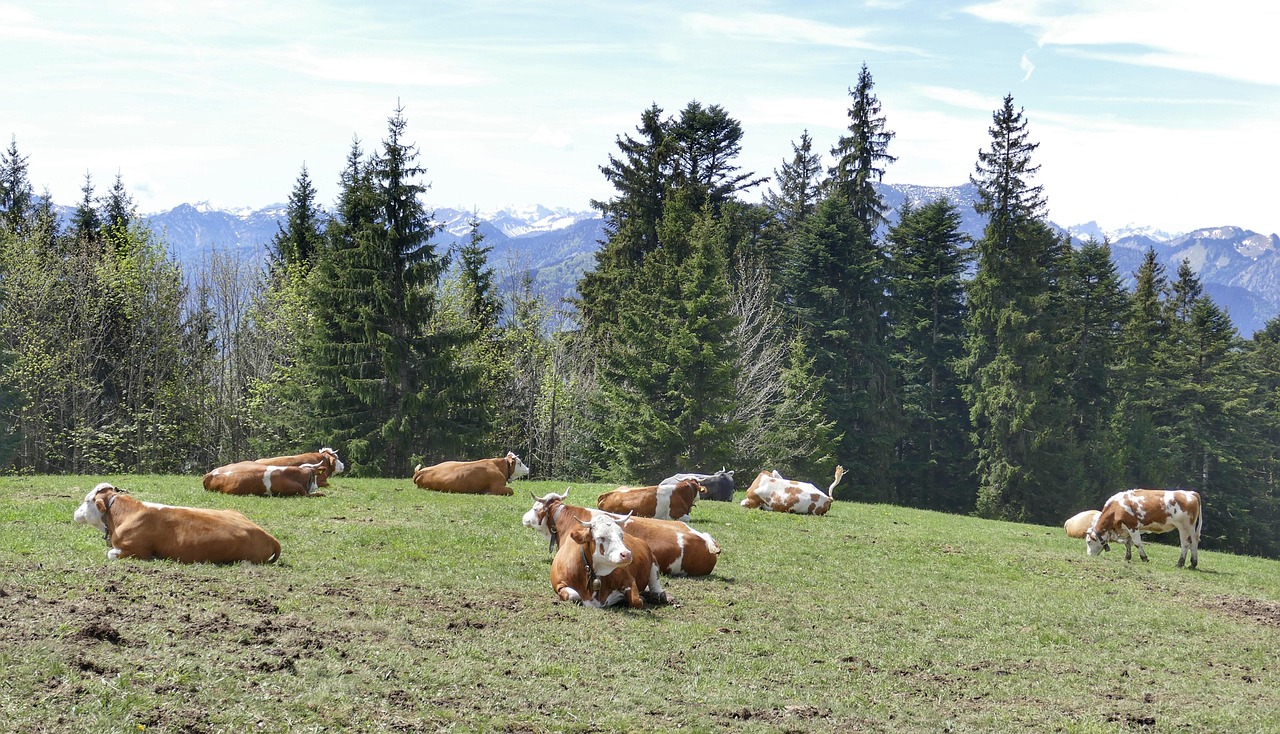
[2,475,1279,733]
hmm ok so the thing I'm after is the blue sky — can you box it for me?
[3,1,1277,236]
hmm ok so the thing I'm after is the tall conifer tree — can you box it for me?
[962,95,1073,521]
[885,199,974,511]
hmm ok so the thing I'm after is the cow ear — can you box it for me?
[570,526,592,545]
[94,496,109,513]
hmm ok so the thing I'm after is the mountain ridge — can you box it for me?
[124,184,1280,336]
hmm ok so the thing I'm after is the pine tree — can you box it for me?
[0,136,34,237]
[759,131,823,273]
[885,198,975,511]
[457,216,499,333]
[305,109,476,475]
[962,95,1072,521]
[828,63,897,239]
[269,165,325,273]
[669,101,766,213]
[1110,248,1175,485]
[102,173,135,256]
[70,172,102,253]
[595,202,740,478]
[780,195,896,500]
[1056,238,1129,506]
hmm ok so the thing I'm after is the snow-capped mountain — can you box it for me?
[93,184,1280,336]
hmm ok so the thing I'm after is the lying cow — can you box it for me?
[524,490,720,576]
[660,469,735,502]
[597,479,699,521]
[741,466,845,515]
[1063,509,1101,539]
[1085,488,1203,569]
[254,447,345,487]
[73,483,280,564]
[548,510,672,608]
[412,451,530,496]
[203,461,320,497]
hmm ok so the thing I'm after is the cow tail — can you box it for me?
[1195,497,1204,543]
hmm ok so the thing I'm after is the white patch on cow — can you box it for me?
[561,587,582,603]
[261,465,281,496]
[654,484,674,521]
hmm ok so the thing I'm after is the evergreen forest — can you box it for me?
[3,70,1279,558]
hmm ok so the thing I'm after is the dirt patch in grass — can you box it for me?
[1204,594,1280,628]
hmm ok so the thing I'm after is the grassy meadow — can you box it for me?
[2,473,1278,733]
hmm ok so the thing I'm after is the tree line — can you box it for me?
[3,68,1279,557]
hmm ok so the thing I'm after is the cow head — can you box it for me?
[321,447,346,476]
[522,489,569,537]
[1084,528,1112,556]
[570,514,634,574]
[507,452,531,481]
[73,482,119,532]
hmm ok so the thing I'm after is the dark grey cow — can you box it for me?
[660,469,735,502]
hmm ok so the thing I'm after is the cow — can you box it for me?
[740,466,845,515]
[596,479,699,521]
[254,447,345,487]
[524,490,720,576]
[1084,489,1203,569]
[73,483,280,564]
[660,469,735,502]
[203,461,320,497]
[547,509,673,608]
[412,452,530,495]
[1063,509,1101,539]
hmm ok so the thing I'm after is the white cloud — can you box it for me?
[682,11,922,54]
[529,125,573,150]
[964,0,1280,87]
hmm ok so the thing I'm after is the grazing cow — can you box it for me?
[596,479,699,521]
[660,469,735,502]
[548,509,673,608]
[73,483,280,564]
[255,447,345,487]
[412,452,530,496]
[203,461,320,497]
[741,466,845,515]
[1085,489,1203,569]
[1063,509,1101,539]
[524,490,720,576]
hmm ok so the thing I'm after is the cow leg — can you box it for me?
[640,564,674,606]
[1177,530,1189,568]
[556,586,583,604]
[1127,530,1149,562]
[1122,537,1133,561]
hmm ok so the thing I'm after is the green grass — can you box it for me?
[2,474,1278,733]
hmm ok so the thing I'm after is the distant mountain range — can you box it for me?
[123,184,1280,337]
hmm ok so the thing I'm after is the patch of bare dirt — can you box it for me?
[1204,594,1280,628]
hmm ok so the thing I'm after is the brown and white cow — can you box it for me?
[548,509,673,608]
[412,452,530,496]
[740,466,845,515]
[1063,509,1101,539]
[661,469,735,502]
[1085,489,1203,568]
[203,461,321,497]
[73,483,280,564]
[596,479,698,521]
[254,447,345,487]
[524,490,720,576]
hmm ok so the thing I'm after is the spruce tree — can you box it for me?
[885,198,974,511]
[962,95,1072,521]
[305,109,474,475]
[0,136,34,237]
[70,172,102,252]
[269,165,325,273]
[1056,238,1128,506]
[828,63,897,239]
[780,195,896,500]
